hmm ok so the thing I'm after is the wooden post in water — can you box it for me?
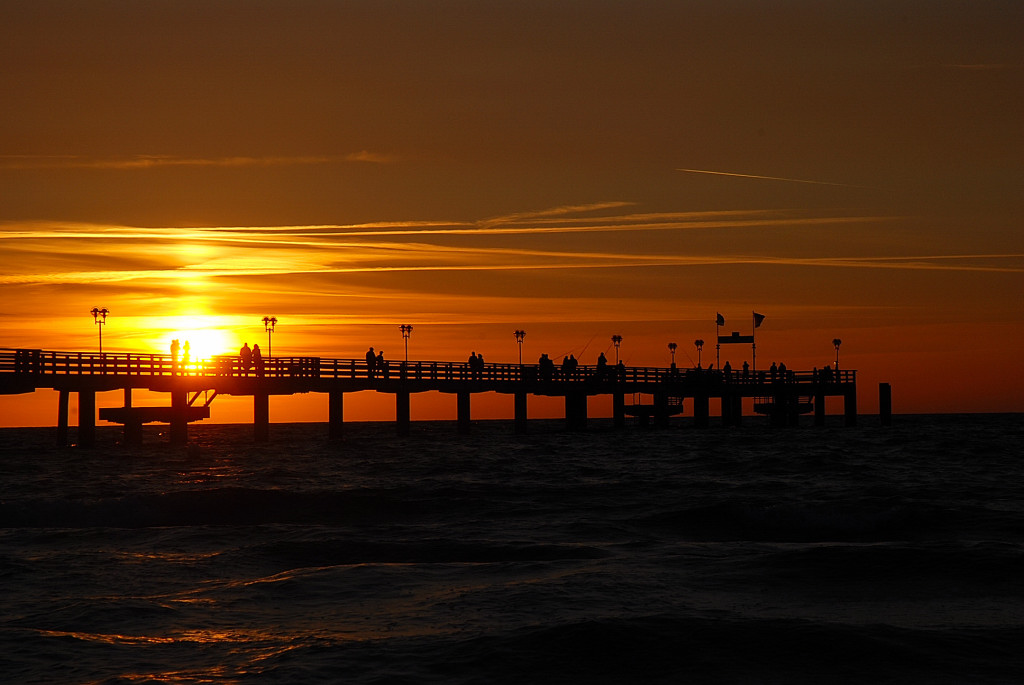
[879,383,892,426]
[328,390,344,441]
[77,390,96,448]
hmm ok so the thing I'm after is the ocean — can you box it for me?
[1,414,1022,684]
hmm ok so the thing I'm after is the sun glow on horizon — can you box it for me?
[131,315,241,360]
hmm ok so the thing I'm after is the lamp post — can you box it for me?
[90,307,109,354]
[668,342,677,365]
[262,316,277,358]
[694,339,704,368]
[611,335,622,364]
[514,329,525,365]
[832,338,842,369]
[400,324,413,362]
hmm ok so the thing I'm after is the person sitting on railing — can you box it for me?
[596,352,608,380]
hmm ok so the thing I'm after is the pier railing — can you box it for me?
[0,348,856,387]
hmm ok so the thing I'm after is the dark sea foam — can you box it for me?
[2,415,1023,683]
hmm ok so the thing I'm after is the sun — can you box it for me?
[168,327,236,361]
[134,314,239,360]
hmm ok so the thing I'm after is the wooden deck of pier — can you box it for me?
[0,348,870,446]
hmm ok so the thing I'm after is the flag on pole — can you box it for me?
[716,313,725,326]
[753,312,766,328]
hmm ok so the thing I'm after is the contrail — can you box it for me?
[677,168,875,190]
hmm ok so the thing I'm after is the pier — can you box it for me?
[0,348,867,446]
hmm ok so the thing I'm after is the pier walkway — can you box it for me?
[0,348,863,446]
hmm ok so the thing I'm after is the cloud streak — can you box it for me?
[0,153,395,170]
[677,168,878,190]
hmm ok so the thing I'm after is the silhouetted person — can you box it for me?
[539,353,554,381]
[769,361,778,382]
[366,347,377,378]
[778,362,788,382]
[377,351,387,379]
[182,341,190,372]
[469,352,479,379]
[171,338,180,374]
[253,343,264,377]
[568,354,578,379]
[742,361,749,380]
[723,360,732,380]
[596,352,608,379]
[240,343,252,376]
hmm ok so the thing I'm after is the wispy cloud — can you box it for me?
[677,168,878,190]
[0,153,396,170]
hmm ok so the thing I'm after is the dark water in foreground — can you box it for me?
[1,415,1022,684]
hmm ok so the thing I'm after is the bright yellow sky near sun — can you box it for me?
[1,1,1022,426]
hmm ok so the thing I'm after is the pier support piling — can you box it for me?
[170,389,188,446]
[565,392,588,431]
[844,385,857,427]
[879,383,892,426]
[254,392,269,442]
[328,391,344,441]
[457,391,471,435]
[693,393,710,428]
[57,389,69,447]
[396,391,411,437]
[514,391,528,434]
[77,390,96,448]
[814,387,826,427]
[612,391,625,429]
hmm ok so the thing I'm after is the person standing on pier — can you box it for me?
[252,344,264,377]
[366,347,377,379]
[171,339,180,375]
[240,343,252,376]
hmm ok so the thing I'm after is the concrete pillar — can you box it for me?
[254,392,270,442]
[693,393,710,428]
[613,391,625,428]
[721,393,738,427]
[879,383,892,426]
[396,391,411,437]
[565,392,587,431]
[170,389,188,446]
[654,393,669,428]
[514,391,528,434]
[329,390,344,441]
[457,391,471,435]
[123,387,142,445]
[77,390,96,448]
[57,389,69,447]
[814,388,826,427]
[844,384,857,427]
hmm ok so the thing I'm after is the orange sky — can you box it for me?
[1,1,1022,426]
